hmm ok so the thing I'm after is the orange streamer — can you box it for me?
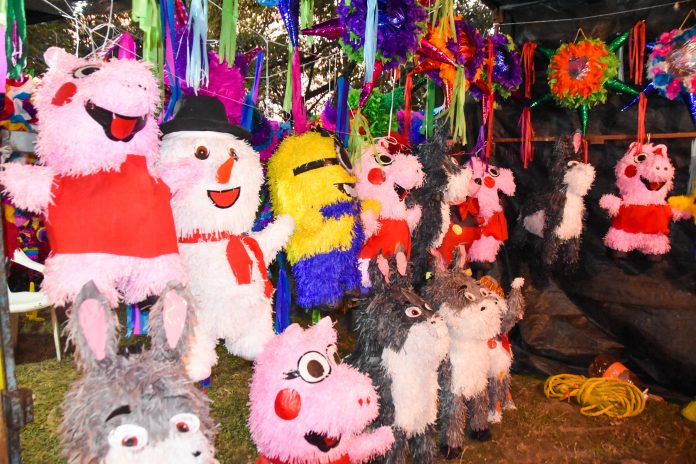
[521,41,537,99]
[629,21,646,86]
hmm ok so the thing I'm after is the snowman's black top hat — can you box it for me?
[160,95,251,142]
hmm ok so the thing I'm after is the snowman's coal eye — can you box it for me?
[405,306,422,318]
[72,65,101,78]
[195,146,209,160]
[229,147,238,161]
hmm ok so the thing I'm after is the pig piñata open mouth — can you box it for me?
[304,431,341,452]
[639,176,667,191]
[85,101,147,142]
[207,188,241,209]
[394,183,408,201]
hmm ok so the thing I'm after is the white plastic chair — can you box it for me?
[8,249,60,361]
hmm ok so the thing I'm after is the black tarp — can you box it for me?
[480,0,696,398]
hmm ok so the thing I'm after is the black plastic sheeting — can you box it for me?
[476,0,696,399]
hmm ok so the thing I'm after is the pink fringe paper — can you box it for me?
[291,49,307,134]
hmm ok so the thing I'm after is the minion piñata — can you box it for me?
[267,129,363,309]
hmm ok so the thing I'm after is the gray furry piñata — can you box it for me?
[347,259,449,464]
[408,124,471,290]
[60,281,218,463]
[422,249,512,459]
[514,132,595,272]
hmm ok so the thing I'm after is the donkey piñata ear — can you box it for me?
[67,281,119,371]
[148,281,197,363]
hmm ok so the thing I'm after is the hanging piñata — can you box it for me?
[532,33,639,134]
[470,32,522,100]
[625,26,696,127]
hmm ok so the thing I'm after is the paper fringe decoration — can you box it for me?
[522,41,537,99]
[218,0,239,66]
[440,66,467,144]
[6,0,27,80]
[300,0,314,30]
[133,0,163,70]
[291,48,307,133]
[363,0,378,84]
[629,21,645,86]
[186,0,210,92]
[519,106,534,168]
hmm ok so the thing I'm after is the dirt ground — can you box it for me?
[12,314,696,464]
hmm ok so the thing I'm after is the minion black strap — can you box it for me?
[293,157,339,176]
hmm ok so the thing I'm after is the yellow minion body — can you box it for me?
[268,131,358,264]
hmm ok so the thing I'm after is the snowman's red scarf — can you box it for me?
[179,232,272,298]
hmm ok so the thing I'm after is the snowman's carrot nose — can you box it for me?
[216,157,236,184]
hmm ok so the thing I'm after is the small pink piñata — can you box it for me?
[355,135,424,286]
[600,142,687,256]
[461,157,515,264]
[0,48,186,305]
[249,317,394,464]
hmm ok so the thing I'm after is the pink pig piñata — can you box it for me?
[600,142,688,256]
[355,135,424,287]
[249,317,394,464]
[439,157,515,266]
[0,47,186,305]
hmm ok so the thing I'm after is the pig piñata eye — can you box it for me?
[297,351,331,383]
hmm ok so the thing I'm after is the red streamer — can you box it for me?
[521,41,537,100]
[485,39,494,159]
[582,138,589,164]
[519,106,534,168]
[629,21,646,86]
[403,72,414,141]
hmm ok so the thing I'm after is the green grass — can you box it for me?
[13,313,696,464]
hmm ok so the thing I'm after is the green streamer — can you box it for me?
[579,104,589,136]
[426,79,435,138]
[439,67,467,144]
[300,0,314,29]
[6,0,26,80]
[348,108,374,162]
[0,0,8,27]
[133,0,162,74]
[219,0,238,66]
[283,44,293,113]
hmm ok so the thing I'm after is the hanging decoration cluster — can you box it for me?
[647,26,696,100]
